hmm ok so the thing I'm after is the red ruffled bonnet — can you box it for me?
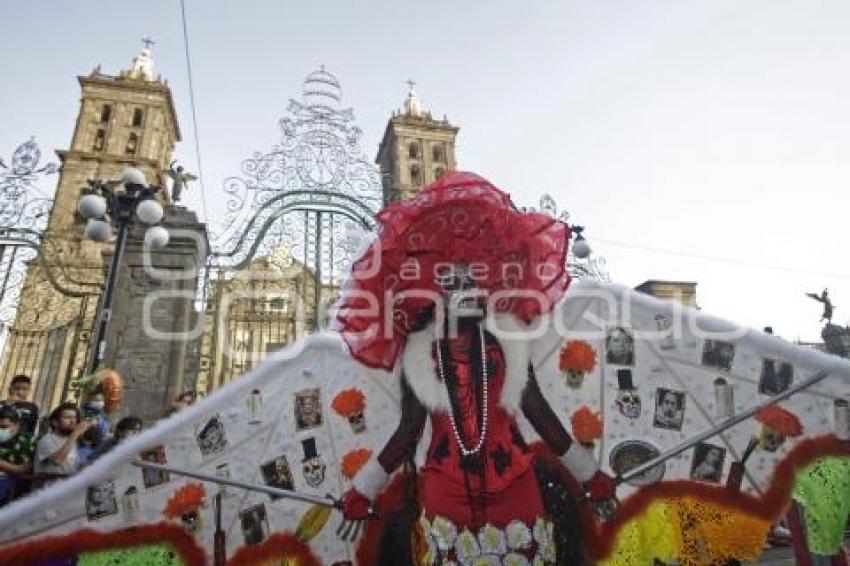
[336,171,572,370]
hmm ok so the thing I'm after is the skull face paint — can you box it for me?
[435,263,485,321]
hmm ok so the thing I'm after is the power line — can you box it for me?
[179,0,210,224]
[594,237,850,281]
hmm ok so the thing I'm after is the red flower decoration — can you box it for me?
[331,388,366,417]
[571,406,604,443]
[755,405,803,437]
[559,340,597,374]
[163,483,206,519]
[341,448,373,480]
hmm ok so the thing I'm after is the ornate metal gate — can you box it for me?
[196,68,381,392]
[192,68,610,393]
[0,139,99,408]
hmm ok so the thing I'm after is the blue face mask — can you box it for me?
[0,428,13,443]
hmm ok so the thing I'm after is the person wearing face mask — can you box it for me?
[35,403,94,484]
[0,405,35,506]
[89,416,142,461]
[78,391,112,463]
[82,390,112,439]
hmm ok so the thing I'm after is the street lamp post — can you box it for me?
[78,167,170,374]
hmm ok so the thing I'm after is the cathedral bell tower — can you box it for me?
[0,44,184,413]
[376,82,458,204]
[49,43,181,230]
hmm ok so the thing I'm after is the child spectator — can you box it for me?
[1,375,39,436]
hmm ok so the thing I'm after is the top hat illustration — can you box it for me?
[616,369,641,420]
[301,437,319,462]
[617,369,635,390]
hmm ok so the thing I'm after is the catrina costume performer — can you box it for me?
[336,172,616,564]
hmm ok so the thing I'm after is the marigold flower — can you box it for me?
[559,340,597,374]
[163,483,206,519]
[571,406,604,442]
[341,448,373,480]
[331,388,366,417]
[755,405,803,437]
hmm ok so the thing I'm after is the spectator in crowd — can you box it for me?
[35,403,94,484]
[78,390,113,464]
[1,375,39,436]
[0,405,35,506]
[90,416,142,461]
[170,391,196,414]
[81,390,112,439]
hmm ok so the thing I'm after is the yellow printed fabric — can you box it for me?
[600,496,770,566]
[677,497,770,565]
[600,500,679,566]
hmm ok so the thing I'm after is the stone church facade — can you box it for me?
[0,53,458,416]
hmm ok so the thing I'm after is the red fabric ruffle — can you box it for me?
[336,171,571,370]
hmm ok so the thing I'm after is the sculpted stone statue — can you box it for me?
[806,288,834,323]
[163,161,197,203]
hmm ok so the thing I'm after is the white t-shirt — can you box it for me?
[35,432,80,477]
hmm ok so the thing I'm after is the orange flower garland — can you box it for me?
[559,340,597,374]
[331,388,366,417]
[755,405,803,437]
[571,406,604,443]
[341,448,373,480]
[163,483,206,519]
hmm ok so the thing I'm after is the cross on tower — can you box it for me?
[406,78,416,92]
[142,37,155,50]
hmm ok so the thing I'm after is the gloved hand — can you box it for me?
[583,470,616,502]
[340,488,374,521]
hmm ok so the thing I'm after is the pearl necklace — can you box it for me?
[436,323,488,456]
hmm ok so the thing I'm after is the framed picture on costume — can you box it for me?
[195,414,228,457]
[701,340,735,371]
[86,480,118,520]
[690,442,726,483]
[139,445,169,488]
[653,388,685,430]
[605,327,635,366]
[294,388,323,431]
[239,503,269,545]
[759,359,793,396]
[260,454,295,499]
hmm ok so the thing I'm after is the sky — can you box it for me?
[1,0,848,342]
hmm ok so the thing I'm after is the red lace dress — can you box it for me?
[376,328,574,563]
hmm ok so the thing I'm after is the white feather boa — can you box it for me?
[401,314,530,414]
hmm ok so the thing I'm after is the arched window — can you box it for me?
[410,164,421,186]
[408,142,419,159]
[132,108,145,128]
[100,105,112,124]
[432,145,444,163]
[125,132,139,155]
[93,129,106,151]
